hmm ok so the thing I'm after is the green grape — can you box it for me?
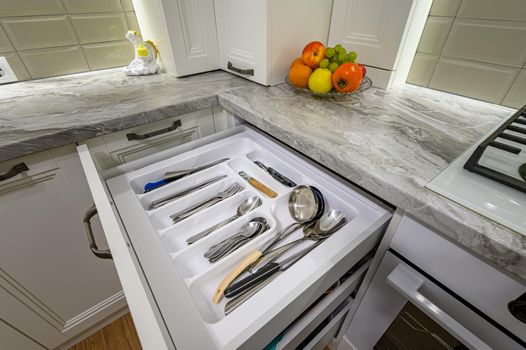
[335,44,343,50]
[326,47,335,58]
[347,51,358,62]
[329,62,339,72]
[335,47,344,55]
[337,52,347,63]
[329,55,339,63]
[319,58,329,68]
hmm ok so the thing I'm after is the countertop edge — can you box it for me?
[0,95,219,162]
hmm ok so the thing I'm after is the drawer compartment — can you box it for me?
[275,261,368,350]
[78,125,391,349]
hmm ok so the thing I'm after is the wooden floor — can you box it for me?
[69,313,141,350]
[70,313,332,350]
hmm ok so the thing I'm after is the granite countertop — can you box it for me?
[1,68,524,282]
[0,69,252,161]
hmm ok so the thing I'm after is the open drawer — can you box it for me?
[77,125,391,349]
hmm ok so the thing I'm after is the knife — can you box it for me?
[143,158,229,192]
[147,175,227,210]
[224,239,324,299]
[254,161,296,187]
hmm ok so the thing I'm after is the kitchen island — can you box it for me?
[1,68,523,282]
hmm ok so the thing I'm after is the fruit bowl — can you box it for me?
[286,75,372,98]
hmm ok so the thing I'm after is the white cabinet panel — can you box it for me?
[132,0,219,76]
[328,0,432,88]
[0,146,124,348]
[214,0,267,84]
[215,0,333,86]
[0,320,45,350]
[329,0,414,70]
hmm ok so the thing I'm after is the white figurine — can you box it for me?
[124,30,160,76]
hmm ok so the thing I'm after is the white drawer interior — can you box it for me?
[104,128,391,349]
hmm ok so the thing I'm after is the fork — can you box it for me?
[170,183,243,224]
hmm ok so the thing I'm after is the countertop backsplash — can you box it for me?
[407,0,526,109]
[0,0,141,82]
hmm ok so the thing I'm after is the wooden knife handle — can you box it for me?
[248,178,278,198]
[212,250,263,304]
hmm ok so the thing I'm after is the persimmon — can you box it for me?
[331,62,362,93]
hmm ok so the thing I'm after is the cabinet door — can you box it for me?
[328,0,415,70]
[133,0,219,76]
[214,0,268,84]
[0,320,45,350]
[0,146,124,348]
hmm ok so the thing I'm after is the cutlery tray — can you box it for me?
[103,127,391,349]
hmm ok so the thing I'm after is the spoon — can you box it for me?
[212,185,323,304]
[205,218,268,262]
[250,210,346,273]
[187,196,262,245]
[205,217,268,255]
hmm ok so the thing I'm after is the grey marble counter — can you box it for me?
[1,68,525,282]
[0,68,251,161]
[219,84,526,282]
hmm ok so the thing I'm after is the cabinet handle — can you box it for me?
[0,163,29,181]
[83,204,112,259]
[227,61,254,76]
[126,119,182,141]
[386,264,492,350]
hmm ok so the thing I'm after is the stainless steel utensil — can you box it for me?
[212,185,323,303]
[163,158,229,181]
[170,183,243,224]
[249,210,346,272]
[204,217,268,258]
[238,171,278,198]
[148,175,227,210]
[254,161,296,187]
[224,274,279,315]
[186,196,262,245]
[223,239,325,300]
[205,218,269,263]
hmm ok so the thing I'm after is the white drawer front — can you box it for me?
[390,215,526,343]
[84,108,217,171]
[78,125,391,349]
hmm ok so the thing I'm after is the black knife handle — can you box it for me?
[224,263,280,298]
[268,167,296,187]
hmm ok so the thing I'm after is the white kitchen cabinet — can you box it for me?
[328,0,432,88]
[0,146,124,349]
[131,0,220,76]
[0,320,45,350]
[214,0,333,86]
[77,123,392,349]
[84,107,225,171]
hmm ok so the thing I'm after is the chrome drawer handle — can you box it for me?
[386,264,492,350]
[0,163,29,181]
[227,61,254,76]
[126,119,182,141]
[83,204,112,259]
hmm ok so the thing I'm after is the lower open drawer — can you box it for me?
[78,125,391,349]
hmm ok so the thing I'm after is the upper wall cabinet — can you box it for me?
[329,0,432,88]
[214,0,333,86]
[131,0,220,76]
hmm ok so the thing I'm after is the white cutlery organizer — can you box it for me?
[102,127,391,349]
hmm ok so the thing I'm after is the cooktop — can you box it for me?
[427,105,526,236]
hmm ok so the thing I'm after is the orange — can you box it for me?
[288,63,312,89]
[290,57,304,69]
